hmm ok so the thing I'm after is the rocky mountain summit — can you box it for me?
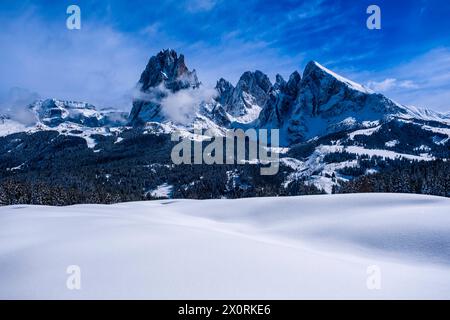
[125,50,450,146]
[129,49,200,125]
[258,61,412,144]
[218,70,272,123]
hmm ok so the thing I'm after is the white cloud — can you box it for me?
[367,78,397,91]
[132,83,217,125]
[160,86,217,124]
[398,80,419,89]
[360,48,450,112]
[366,78,419,92]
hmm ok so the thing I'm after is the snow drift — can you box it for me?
[0,193,449,299]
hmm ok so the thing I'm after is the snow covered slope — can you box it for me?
[0,116,27,137]
[30,99,129,128]
[1,193,449,299]
[0,99,129,149]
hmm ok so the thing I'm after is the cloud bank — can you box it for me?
[133,84,217,125]
[160,87,217,124]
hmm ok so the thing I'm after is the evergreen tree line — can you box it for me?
[335,160,449,197]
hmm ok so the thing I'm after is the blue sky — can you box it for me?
[1,0,450,112]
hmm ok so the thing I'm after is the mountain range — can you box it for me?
[0,49,449,204]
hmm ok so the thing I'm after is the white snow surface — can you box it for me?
[312,61,374,94]
[348,125,381,140]
[0,119,27,137]
[146,183,173,198]
[401,105,450,124]
[1,193,450,300]
[385,140,400,148]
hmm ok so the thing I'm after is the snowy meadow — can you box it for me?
[0,193,449,299]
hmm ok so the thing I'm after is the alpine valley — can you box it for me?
[1,49,449,205]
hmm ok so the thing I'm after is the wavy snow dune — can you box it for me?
[0,193,449,299]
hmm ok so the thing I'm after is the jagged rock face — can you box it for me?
[203,103,232,128]
[285,71,302,97]
[219,71,272,124]
[138,49,199,92]
[285,62,405,143]
[129,49,200,125]
[215,78,234,106]
[258,71,301,129]
[273,74,287,90]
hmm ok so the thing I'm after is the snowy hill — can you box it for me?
[1,193,449,299]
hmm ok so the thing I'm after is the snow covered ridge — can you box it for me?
[30,99,129,128]
[1,49,449,146]
[309,61,374,94]
[1,193,449,299]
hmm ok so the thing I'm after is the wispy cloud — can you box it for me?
[361,48,450,111]
[367,78,419,91]
[161,86,217,124]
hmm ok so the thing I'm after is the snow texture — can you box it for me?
[1,193,449,299]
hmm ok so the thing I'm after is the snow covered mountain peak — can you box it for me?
[129,49,201,125]
[217,70,272,124]
[256,60,446,144]
[0,51,449,199]
[215,78,234,106]
[2,50,448,151]
[125,51,448,145]
[303,61,373,94]
[138,49,200,92]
